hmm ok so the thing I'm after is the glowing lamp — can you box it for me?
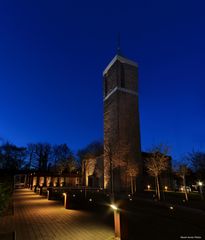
[198,181,203,186]
[110,204,118,211]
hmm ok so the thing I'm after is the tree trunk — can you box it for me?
[84,160,86,186]
[130,176,133,195]
[156,175,160,200]
[183,175,188,201]
[134,177,136,193]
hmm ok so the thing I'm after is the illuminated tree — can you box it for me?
[77,141,103,163]
[126,161,139,194]
[78,141,103,186]
[178,164,189,201]
[145,144,170,200]
[104,141,128,197]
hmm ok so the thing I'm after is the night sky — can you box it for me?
[0,0,205,161]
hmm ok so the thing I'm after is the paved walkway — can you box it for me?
[0,189,114,240]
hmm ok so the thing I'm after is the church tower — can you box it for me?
[103,54,142,194]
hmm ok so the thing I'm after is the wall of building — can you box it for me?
[103,57,143,193]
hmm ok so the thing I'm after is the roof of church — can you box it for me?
[103,54,138,75]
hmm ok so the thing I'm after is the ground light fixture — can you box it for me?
[110,204,121,239]
[198,181,204,200]
[198,181,203,186]
[110,204,118,210]
[63,193,68,209]
[47,189,52,200]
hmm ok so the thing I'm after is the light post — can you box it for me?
[198,181,204,200]
[110,204,121,240]
[47,188,53,200]
[63,192,70,209]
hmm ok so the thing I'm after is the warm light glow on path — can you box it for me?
[1,189,114,240]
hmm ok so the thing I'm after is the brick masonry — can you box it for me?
[103,55,143,193]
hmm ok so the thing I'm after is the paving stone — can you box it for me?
[10,189,114,240]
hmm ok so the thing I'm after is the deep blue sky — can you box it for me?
[0,0,205,161]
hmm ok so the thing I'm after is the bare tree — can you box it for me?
[82,158,96,186]
[78,141,103,186]
[53,144,76,174]
[188,151,205,180]
[0,142,26,170]
[33,143,52,171]
[26,143,37,170]
[77,141,103,162]
[104,141,128,198]
[126,161,139,194]
[145,144,170,200]
[178,164,189,201]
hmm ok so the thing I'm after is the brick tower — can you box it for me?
[103,54,142,194]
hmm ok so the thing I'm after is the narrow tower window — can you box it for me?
[121,64,125,88]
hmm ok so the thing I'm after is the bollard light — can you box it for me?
[198,181,203,186]
[47,188,53,200]
[63,193,67,208]
[198,181,204,200]
[110,204,118,210]
[110,204,121,239]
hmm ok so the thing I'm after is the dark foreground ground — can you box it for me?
[119,198,205,240]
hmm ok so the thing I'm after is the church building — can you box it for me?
[103,54,143,194]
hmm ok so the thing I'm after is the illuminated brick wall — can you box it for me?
[103,55,143,193]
